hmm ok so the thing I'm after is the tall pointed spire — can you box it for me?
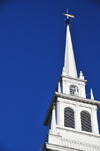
[63,10,77,78]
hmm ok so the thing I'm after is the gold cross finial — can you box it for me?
[63,9,74,19]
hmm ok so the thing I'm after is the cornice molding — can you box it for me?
[61,74,87,83]
[43,91,100,126]
[55,92,100,107]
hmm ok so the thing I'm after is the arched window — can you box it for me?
[70,85,78,96]
[81,111,92,132]
[64,107,75,128]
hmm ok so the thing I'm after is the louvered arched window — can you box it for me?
[64,107,75,128]
[81,111,92,132]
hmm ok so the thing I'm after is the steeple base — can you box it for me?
[43,128,100,151]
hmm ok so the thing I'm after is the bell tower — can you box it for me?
[42,10,100,151]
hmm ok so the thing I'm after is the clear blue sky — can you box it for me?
[0,0,100,151]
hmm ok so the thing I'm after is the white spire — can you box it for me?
[50,103,57,135]
[58,81,61,93]
[90,88,94,100]
[63,25,77,78]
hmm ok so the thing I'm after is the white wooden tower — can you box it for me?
[42,10,100,151]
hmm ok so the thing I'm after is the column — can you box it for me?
[65,81,69,94]
[62,78,66,93]
[56,100,60,125]
[58,81,61,93]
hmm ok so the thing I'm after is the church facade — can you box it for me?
[42,11,100,151]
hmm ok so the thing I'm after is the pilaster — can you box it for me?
[62,78,66,94]
[79,84,86,98]
[56,100,60,125]
[75,104,81,130]
[91,106,99,134]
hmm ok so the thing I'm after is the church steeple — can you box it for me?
[42,10,100,151]
[63,10,77,78]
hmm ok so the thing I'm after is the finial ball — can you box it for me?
[53,103,55,110]
[67,9,69,13]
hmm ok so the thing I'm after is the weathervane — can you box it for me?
[63,9,74,25]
